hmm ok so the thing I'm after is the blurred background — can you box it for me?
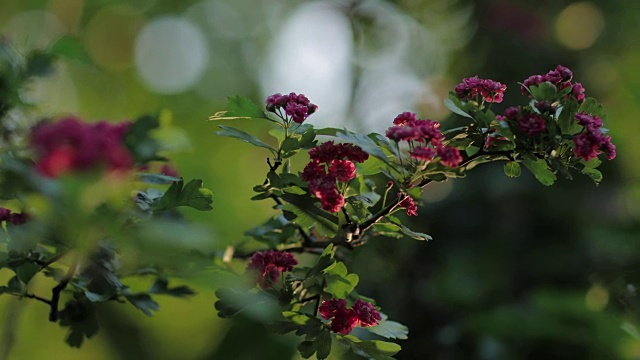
[0,0,639,359]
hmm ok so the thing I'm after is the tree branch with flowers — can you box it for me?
[0,40,617,360]
[209,65,616,359]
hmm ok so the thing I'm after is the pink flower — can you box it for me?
[319,298,381,335]
[410,146,437,162]
[329,160,356,182]
[31,117,134,177]
[518,113,546,136]
[399,194,418,217]
[393,112,417,126]
[352,300,382,327]
[455,76,506,103]
[437,146,463,168]
[247,250,298,288]
[265,92,317,124]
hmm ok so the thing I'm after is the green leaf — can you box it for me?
[522,158,556,186]
[123,115,164,164]
[216,125,276,154]
[336,131,389,164]
[58,299,99,348]
[398,225,432,241]
[367,320,409,340]
[15,262,40,284]
[315,330,333,359]
[149,278,195,298]
[154,179,214,212]
[124,293,160,316]
[503,161,521,178]
[136,173,182,184]
[49,35,92,64]
[340,335,401,359]
[558,98,580,134]
[307,244,336,278]
[371,223,404,239]
[528,82,558,102]
[280,194,340,237]
[444,97,473,118]
[465,145,481,157]
[323,262,359,298]
[578,97,607,120]
[297,341,315,359]
[209,96,266,120]
[581,168,603,185]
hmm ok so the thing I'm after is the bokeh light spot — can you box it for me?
[585,284,609,311]
[134,16,209,94]
[555,2,605,50]
[86,5,144,71]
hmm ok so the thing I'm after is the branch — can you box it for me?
[49,255,79,322]
[358,150,513,234]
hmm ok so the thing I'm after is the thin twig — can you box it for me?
[49,255,79,322]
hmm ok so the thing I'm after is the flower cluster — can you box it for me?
[319,298,381,335]
[572,112,616,161]
[265,92,318,124]
[0,208,28,225]
[500,106,547,136]
[247,250,298,288]
[521,65,585,103]
[385,112,462,168]
[454,76,507,103]
[301,142,368,213]
[31,117,133,178]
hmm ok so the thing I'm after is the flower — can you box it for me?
[303,142,367,213]
[0,208,11,222]
[410,146,436,162]
[31,117,134,177]
[518,113,546,136]
[265,92,317,124]
[329,160,356,182]
[319,298,381,335]
[437,145,463,168]
[247,250,298,288]
[571,112,616,161]
[393,112,417,126]
[454,76,507,103]
[398,194,418,217]
[352,300,382,327]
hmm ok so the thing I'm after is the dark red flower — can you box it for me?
[352,299,382,327]
[410,146,436,162]
[247,250,297,288]
[518,113,546,136]
[398,194,418,217]
[329,160,356,182]
[455,76,506,103]
[265,92,317,124]
[393,112,417,126]
[437,146,463,168]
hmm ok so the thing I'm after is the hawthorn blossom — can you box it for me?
[398,194,418,217]
[265,92,317,124]
[247,250,298,288]
[454,76,507,103]
[302,142,368,213]
[518,113,546,136]
[572,112,616,161]
[521,65,585,103]
[319,298,381,335]
[30,117,134,177]
[437,145,463,168]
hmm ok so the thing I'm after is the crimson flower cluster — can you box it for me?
[301,142,369,213]
[265,92,318,124]
[319,298,381,335]
[0,208,28,225]
[521,65,586,103]
[572,112,616,161]
[385,112,462,168]
[247,250,298,289]
[31,117,133,178]
[454,76,507,103]
[499,107,547,136]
